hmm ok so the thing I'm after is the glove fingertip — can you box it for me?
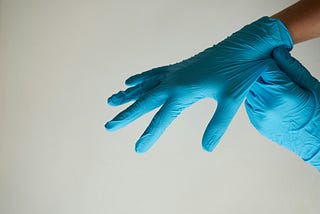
[135,141,148,154]
[105,121,122,132]
[202,144,214,152]
[202,135,220,153]
[104,121,114,131]
[107,91,124,105]
[135,146,146,154]
[125,76,138,86]
[107,96,118,106]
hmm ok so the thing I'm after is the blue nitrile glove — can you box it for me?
[245,46,320,170]
[105,17,293,153]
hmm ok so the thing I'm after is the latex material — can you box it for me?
[106,17,293,153]
[245,46,320,171]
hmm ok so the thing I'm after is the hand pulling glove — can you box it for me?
[106,17,293,153]
[246,46,320,170]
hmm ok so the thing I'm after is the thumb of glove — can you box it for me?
[272,46,319,91]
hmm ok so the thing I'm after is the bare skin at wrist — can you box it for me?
[272,0,320,44]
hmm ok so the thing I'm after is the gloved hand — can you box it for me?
[245,46,320,170]
[106,17,293,153]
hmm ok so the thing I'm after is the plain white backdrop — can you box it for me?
[1,0,320,213]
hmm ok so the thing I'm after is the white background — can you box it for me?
[1,0,320,213]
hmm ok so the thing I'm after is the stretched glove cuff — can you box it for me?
[217,16,294,61]
[243,16,294,52]
[265,16,294,50]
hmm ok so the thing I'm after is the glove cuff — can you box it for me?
[228,16,294,59]
[266,16,294,50]
[248,16,294,51]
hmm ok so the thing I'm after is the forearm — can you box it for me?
[271,0,320,44]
